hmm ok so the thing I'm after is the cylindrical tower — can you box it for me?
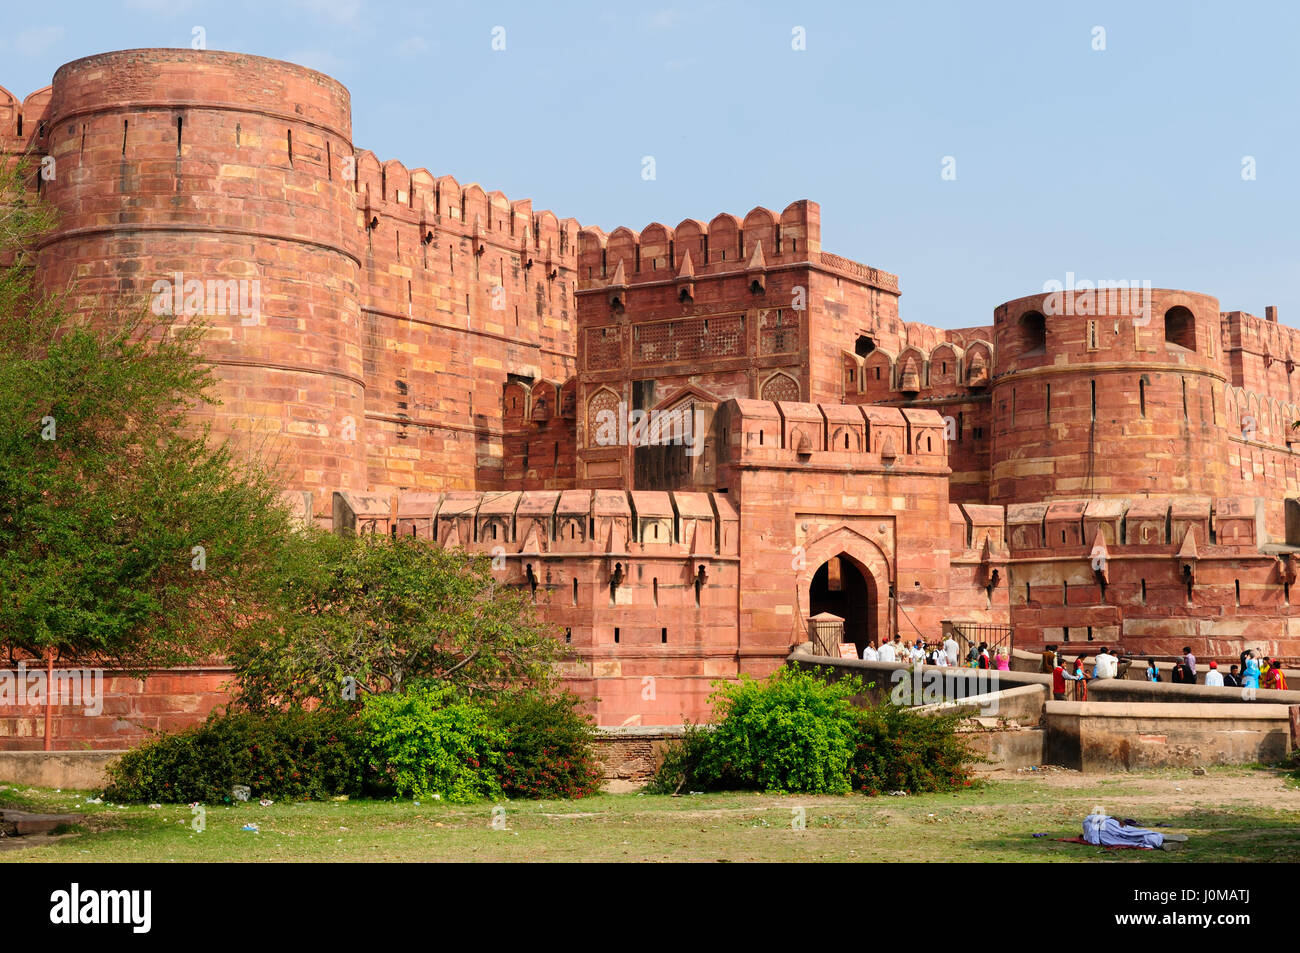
[36,49,365,512]
[989,287,1232,505]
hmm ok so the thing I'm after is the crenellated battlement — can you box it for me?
[716,398,948,466]
[331,487,739,557]
[577,201,828,286]
[847,336,996,402]
[352,151,580,266]
[1004,496,1267,554]
[0,83,52,158]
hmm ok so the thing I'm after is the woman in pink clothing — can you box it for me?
[995,648,1010,671]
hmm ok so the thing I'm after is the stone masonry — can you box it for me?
[2,49,1297,746]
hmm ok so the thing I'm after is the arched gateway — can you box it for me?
[799,530,892,656]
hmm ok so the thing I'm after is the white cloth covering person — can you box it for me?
[1082,812,1164,849]
[878,641,897,663]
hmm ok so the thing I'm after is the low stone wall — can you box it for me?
[592,726,687,781]
[915,683,1047,727]
[1046,701,1296,771]
[1089,678,1300,706]
[791,653,1049,702]
[1011,648,1299,686]
[0,750,122,789]
[961,727,1047,772]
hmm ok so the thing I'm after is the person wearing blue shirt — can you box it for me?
[1243,651,1261,690]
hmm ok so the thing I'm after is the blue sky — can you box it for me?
[4,0,1298,330]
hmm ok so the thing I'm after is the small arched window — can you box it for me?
[1020,311,1046,355]
[1164,306,1196,351]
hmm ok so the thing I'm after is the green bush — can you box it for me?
[486,691,603,799]
[851,703,977,795]
[359,684,506,802]
[696,666,864,794]
[648,665,979,797]
[104,685,608,805]
[644,723,714,795]
[103,709,368,803]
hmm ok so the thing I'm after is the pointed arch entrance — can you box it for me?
[809,555,877,654]
[798,529,893,656]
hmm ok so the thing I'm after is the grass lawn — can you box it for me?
[3,766,1299,862]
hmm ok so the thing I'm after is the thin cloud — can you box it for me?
[124,0,196,12]
[397,36,429,56]
[12,25,65,57]
[287,0,362,25]
[282,48,348,75]
[643,9,681,30]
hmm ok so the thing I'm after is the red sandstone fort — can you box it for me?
[5,49,1300,744]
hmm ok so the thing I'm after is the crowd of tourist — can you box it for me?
[856,636,1291,699]
[1138,646,1289,690]
[1041,644,1121,701]
[860,634,1010,670]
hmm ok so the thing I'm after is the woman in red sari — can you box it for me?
[1071,657,1089,701]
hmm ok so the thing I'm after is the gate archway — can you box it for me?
[798,530,893,655]
[809,554,876,654]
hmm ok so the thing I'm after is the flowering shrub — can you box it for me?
[850,703,977,795]
[486,691,603,799]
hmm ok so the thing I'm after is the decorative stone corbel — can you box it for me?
[746,241,766,294]
[1280,553,1297,586]
[608,258,627,313]
[977,535,999,587]
[1089,528,1110,586]
[1176,526,1199,586]
[675,249,695,303]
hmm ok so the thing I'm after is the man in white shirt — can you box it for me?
[877,640,897,663]
[933,647,948,667]
[909,639,926,663]
[861,641,879,662]
[943,634,959,667]
[1204,660,1223,687]
[1092,647,1117,680]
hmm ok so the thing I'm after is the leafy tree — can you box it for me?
[228,533,568,710]
[1,158,568,703]
[0,159,299,668]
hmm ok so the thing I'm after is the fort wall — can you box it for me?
[31,50,367,509]
[4,48,1299,743]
